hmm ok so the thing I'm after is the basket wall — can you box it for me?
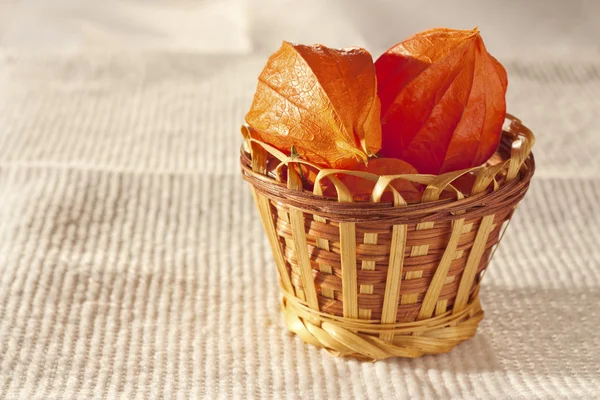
[242,115,534,360]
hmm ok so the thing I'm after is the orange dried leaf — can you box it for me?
[246,41,382,169]
[340,158,422,202]
[376,28,508,174]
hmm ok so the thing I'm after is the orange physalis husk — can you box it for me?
[245,41,382,169]
[375,28,508,175]
[338,158,422,202]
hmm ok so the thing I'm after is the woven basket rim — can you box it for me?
[241,114,535,224]
[241,152,535,208]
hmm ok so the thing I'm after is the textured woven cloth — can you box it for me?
[0,52,599,399]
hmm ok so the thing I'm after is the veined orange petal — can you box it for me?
[246,42,382,169]
[376,28,507,174]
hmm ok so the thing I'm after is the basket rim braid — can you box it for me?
[241,113,535,360]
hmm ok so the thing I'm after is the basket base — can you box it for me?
[281,293,484,361]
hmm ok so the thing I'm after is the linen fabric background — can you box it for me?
[0,1,599,398]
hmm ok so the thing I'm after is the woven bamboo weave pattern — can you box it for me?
[242,115,535,360]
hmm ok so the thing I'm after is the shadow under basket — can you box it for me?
[241,114,535,361]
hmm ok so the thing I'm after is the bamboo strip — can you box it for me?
[249,144,294,294]
[418,218,465,320]
[314,215,335,299]
[288,167,320,313]
[359,232,378,318]
[361,233,378,273]
[402,221,433,305]
[253,194,294,293]
[340,222,358,319]
[379,224,408,342]
[454,214,495,313]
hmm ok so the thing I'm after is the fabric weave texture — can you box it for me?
[0,52,599,399]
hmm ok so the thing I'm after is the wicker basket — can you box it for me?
[241,114,535,360]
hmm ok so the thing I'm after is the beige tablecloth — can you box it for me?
[0,52,599,399]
